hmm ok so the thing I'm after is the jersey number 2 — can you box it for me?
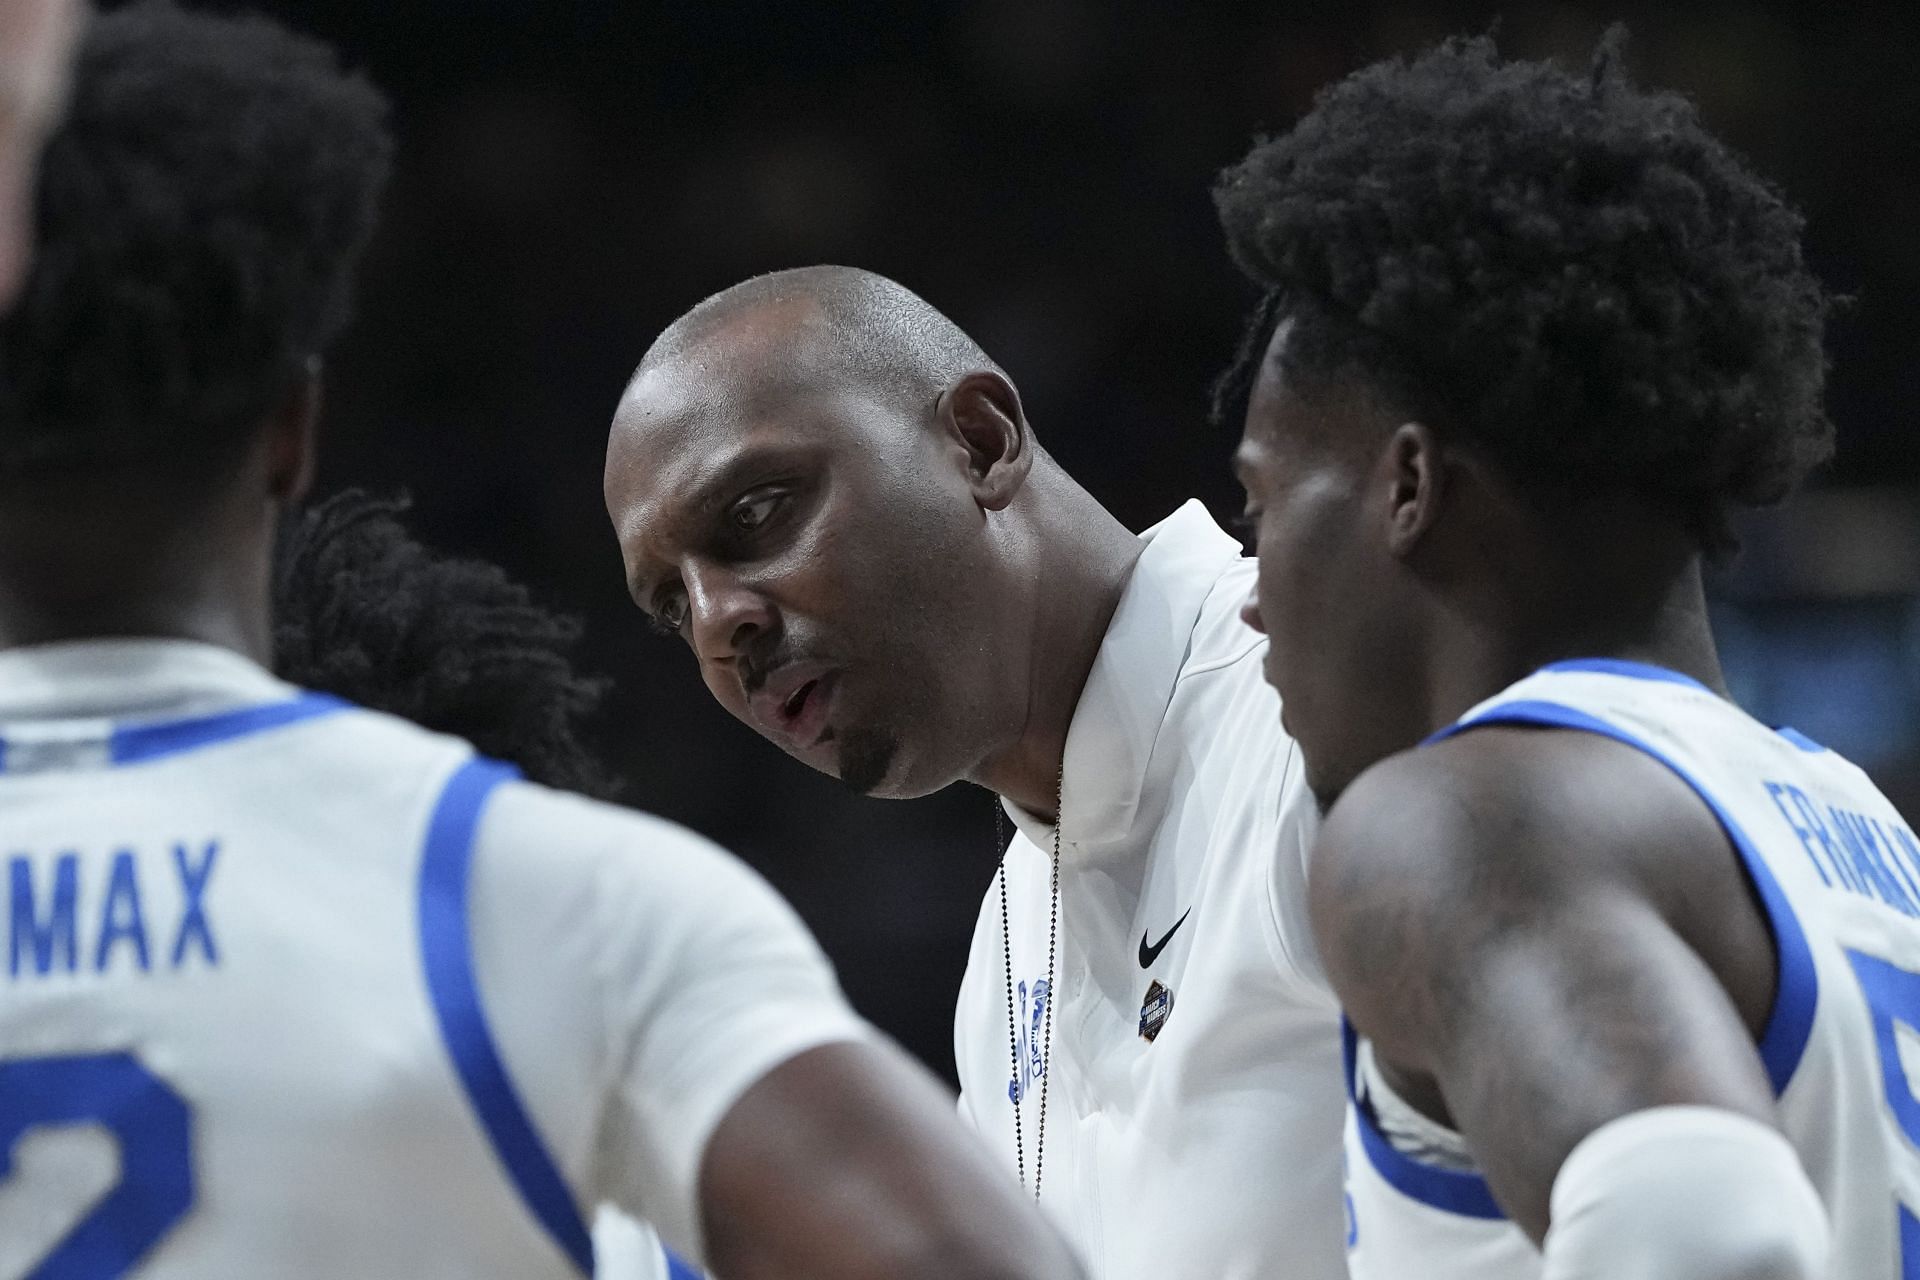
[1846,950,1920,1276]
[0,1053,194,1278]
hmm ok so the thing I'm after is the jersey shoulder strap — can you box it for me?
[417,756,596,1276]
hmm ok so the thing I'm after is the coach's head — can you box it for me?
[606,266,1097,800]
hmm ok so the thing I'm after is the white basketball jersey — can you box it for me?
[1343,658,1920,1280]
[0,640,864,1279]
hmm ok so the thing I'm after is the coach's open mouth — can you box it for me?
[749,663,838,749]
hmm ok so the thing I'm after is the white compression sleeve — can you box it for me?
[1540,1106,1830,1280]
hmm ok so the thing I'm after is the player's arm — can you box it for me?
[574,805,1082,1280]
[699,1039,1082,1280]
[1308,726,1829,1278]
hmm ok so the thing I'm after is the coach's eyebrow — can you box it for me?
[622,442,812,604]
[687,437,824,519]
[680,449,777,517]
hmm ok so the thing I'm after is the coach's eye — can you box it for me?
[729,489,785,534]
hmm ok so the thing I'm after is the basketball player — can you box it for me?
[0,0,80,306]
[0,7,1084,1278]
[1222,33,1902,1279]
[604,267,1347,1278]
[272,490,688,1280]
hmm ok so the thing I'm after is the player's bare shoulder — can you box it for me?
[1306,726,1757,1059]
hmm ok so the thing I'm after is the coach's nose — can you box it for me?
[684,560,774,665]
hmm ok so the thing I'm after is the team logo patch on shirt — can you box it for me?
[1138,979,1173,1042]
[1008,977,1051,1102]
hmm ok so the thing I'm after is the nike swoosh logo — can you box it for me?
[1138,908,1191,968]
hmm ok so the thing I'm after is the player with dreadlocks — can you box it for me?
[1222,30,1905,1280]
[272,489,699,1280]
[272,490,619,799]
[0,5,1082,1277]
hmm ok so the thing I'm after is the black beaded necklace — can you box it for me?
[993,764,1062,1200]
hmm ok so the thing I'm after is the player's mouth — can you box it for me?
[748,662,839,750]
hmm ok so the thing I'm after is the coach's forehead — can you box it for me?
[618,299,846,440]
[614,306,861,447]
[647,294,845,403]
[605,312,881,543]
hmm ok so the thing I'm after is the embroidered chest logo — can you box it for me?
[1137,906,1191,968]
[1138,979,1174,1042]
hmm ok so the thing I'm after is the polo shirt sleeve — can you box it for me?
[467,782,870,1266]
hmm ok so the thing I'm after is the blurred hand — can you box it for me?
[0,0,82,309]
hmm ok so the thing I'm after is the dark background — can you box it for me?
[241,0,1920,1079]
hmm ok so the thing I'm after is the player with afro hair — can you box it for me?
[1215,29,1831,555]
[1223,32,1856,1280]
[0,0,389,480]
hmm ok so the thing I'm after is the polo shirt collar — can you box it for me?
[1002,499,1246,851]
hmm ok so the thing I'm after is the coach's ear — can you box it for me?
[938,370,1034,513]
[267,356,322,505]
[1382,420,1445,558]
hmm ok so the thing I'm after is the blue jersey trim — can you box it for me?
[1775,727,1828,754]
[0,692,347,774]
[665,1248,705,1279]
[419,757,595,1276]
[1341,1023,1506,1219]
[111,692,349,764]
[1434,699,1819,1093]
[1539,658,1712,692]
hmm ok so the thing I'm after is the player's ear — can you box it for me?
[937,370,1033,512]
[267,356,322,505]
[1383,420,1445,557]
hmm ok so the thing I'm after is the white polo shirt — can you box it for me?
[954,500,1349,1280]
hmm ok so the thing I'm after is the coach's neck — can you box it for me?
[970,463,1142,822]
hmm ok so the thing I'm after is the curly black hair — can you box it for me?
[1214,31,1832,550]
[272,490,621,800]
[0,1,391,479]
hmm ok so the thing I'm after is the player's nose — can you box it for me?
[684,560,775,665]
[1239,580,1267,634]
